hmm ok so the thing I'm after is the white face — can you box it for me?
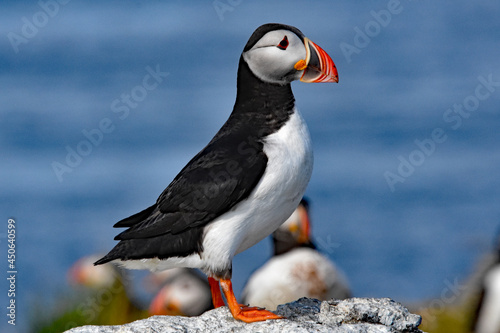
[243,29,306,85]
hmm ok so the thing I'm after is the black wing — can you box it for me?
[117,132,267,240]
[94,124,267,264]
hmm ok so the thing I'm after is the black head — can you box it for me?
[272,198,316,255]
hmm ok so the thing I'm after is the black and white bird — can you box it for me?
[148,268,213,317]
[66,255,147,326]
[242,199,351,310]
[473,233,500,333]
[95,23,338,323]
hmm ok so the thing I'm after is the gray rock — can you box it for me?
[65,297,425,333]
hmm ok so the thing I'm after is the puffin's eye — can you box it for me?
[277,36,289,50]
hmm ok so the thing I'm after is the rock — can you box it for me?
[65,297,425,333]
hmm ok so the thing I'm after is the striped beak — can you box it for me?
[295,37,339,83]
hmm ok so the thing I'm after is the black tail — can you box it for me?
[94,227,204,266]
[113,205,156,228]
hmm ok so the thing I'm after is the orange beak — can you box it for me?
[295,37,338,83]
[296,205,311,244]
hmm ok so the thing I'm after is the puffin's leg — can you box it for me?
[208,277,225,308]
[219,278,283,323]
[208,277,260,310]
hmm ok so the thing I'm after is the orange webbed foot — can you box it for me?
[233,305,283,323]
[219,278,284,323]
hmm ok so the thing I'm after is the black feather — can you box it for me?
[113,205,156,228]
[243,23,305,52]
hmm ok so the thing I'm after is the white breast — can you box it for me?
[118,108,313,276]
[200,107,313,274]
[475,265,500,333]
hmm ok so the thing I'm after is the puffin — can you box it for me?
[69,254,120,289]
[472,233,500,333]
[34,254,146,331]
[242,199,351,310]
[148,268,213,317]
[271,198,317,256]
[95,23,338,323]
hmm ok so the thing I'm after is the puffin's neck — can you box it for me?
[232,56,295,123]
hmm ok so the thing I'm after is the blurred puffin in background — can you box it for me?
[34,254,146,332]
[148,268,213,316]
[69,254,120,289]
[242,198,351,310]
[472,232,500,333]
[68,254,146,324]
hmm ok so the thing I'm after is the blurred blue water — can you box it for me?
[1,1,500,331]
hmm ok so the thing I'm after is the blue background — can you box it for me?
[1,0,499,331]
